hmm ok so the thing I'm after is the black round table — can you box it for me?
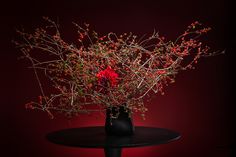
[46,126,180,157]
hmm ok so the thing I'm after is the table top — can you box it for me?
[46,126,180,148]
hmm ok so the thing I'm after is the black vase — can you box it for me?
[105,106,134,136]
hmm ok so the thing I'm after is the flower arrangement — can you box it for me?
[14,17,221,119]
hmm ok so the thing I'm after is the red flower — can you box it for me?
[96,66,118,87]
[156,69,167,75]
[25,102,34,109]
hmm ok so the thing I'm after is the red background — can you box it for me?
[0,0,235,157]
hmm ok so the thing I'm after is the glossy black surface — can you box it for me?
[46,126,180,148]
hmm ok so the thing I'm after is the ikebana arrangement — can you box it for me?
[14,17,221,131]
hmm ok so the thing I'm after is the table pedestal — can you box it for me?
[104,148,121,157]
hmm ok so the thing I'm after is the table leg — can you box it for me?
[104,148,122,157]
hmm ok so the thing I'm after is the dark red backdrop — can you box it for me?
[0,0,235,157]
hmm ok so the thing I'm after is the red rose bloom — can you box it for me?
[96,66,118,87]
